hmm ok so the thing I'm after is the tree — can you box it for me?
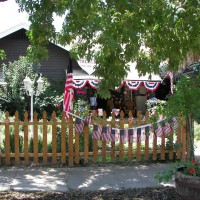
[0,56,40,117]
[0,56,64,120]
[148,62,200,160]
[16,0,200,98]
[0,49,5,60]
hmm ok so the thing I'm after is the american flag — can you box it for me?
[120,129,128,143]
[137,128,142,142]
[161,121,172,135]
[93,124,102,140]
[172,117,178,130]
[128,129,134,143]
[144,125,151,139]
[154,123,163,137]
[84,115,91,125]
[75,118,84,133]
[110,128,116,142]
[102,126,110,141]
[140,127,146,141]
[63,58,74,119]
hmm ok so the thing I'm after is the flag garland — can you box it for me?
[120,129,128,143]
[110,129,119,142]
[102,126,111,141]
[67,111,179,144]
[93,124,102,140]
[75,118,84,133]
[161,121,171,135]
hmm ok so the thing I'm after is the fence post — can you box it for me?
[161,133,165,160]
[5,112,10,165]
[119,111,125,162]
[52,111,57,165]
[128,111,133,161]
[102,111,107,163]
[68,115,74,167]
[43,112,48,165]
[24,112,29,165]
[110,112,116,163]
[84,114,89,165]
[136,111,142,161]
[144,111,150,161]
[14,111,19,165]
[93,111,98,164]
[153,130,157,161]
[61,111,67,165]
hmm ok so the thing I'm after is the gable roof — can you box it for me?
[0,23,29,39]
[0,23,91,75]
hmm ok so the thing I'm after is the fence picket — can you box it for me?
[24,112,29,165]
[61,112,67,165]
[43,112,47,165]
[5,112,10,165]
[102,112,107,163]
[161,134,165,160]
[93,112,98,164]
[68,115,74,167]
[128,112,133,161]
[110,112,116,163]
[169,132,174,160]
[84,118,89,165]
[33,112,38,165]
[119,111,124,162]
[0,110,186,166]
[52,111,57,165]
[153,134,157,161]
[144,111,150,161]
[136,111,142,161]
[14,112,19,164]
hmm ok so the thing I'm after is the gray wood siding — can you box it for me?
[0,29,88,84]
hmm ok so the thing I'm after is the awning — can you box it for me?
[73,62,162,92]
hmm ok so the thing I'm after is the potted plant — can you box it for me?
[155,159,200,200]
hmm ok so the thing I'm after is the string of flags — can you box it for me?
[71,111,179,144]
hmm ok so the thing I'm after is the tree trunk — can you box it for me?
[186,114,195,160]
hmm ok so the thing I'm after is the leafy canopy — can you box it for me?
[16,0,200,98]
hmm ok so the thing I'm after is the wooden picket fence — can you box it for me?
[0,110,188,167]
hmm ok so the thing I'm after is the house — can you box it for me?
[0,24,166,116]
[0,23,88,85]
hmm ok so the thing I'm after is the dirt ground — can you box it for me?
[0,187,182,200]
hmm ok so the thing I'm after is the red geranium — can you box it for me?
[191,160,196,164]
[189,168,196,174]
[56,105,61,109]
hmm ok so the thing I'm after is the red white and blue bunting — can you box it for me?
[88,80,100,89]
[73,80,88,89]
[143,81,160,92]
[73,79,161,91]
[125,81,143,90]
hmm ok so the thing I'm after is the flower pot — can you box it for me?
[175,171,200,200]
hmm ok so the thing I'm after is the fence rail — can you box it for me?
[0,111,188,166]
